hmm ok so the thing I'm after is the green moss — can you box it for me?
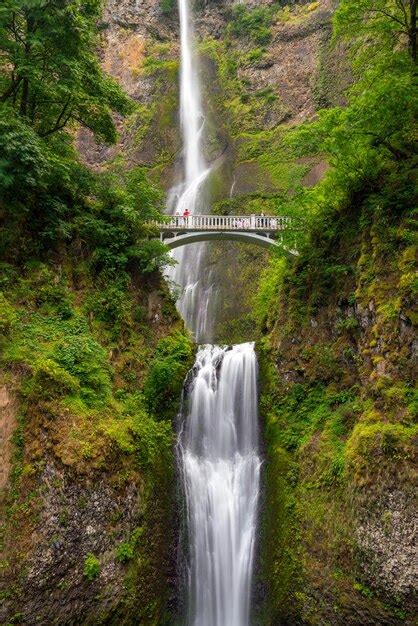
[31,358,81,399]
[144,331,194,419]
[199,37,288,136]
[258,437,302,623]
[0,292,16,334]
[345,421,417,484]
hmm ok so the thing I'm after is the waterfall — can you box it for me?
[166,0,214,343]
[179,344,261,626]
[167,2,261,623]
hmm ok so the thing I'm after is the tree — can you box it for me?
[330,0,418,164]
[334,0,417,63]
[0,0,133,142]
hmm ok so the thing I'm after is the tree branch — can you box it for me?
[0,76,23,102]
[39,113,72,137]
[366,7,409,29]
[362,131,411,160]
[395,0,410,26]
[39,99,72,137]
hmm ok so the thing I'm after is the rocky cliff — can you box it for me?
[257,186,417,625]
[1,261,193,624]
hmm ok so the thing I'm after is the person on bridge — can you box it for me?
[183,208,190,225]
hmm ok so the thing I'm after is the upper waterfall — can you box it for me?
[178,0,209,202]
[165,0,215,342]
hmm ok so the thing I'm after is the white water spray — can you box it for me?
[179,344,261,626]
[166,0,214,342]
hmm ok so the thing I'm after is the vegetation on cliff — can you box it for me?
[255,1,417,623]
[0,1,193,623]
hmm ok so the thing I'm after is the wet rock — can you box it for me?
[1,461,141,625]
[355,489,417,601]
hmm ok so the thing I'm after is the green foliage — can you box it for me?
[252,0,416,329]
[334,0,417,63]
[199,37,288,136]
[0,113,50,193]
[261,352,362,485]
[0,0,170,274]
[32,358,81,399]
[75,166,170,277]
[336,316,359,333]
[229,5,274,45]
[354,581,374,598]
[253,256,286,330]
[0,292,16,334]
[1,269,115,405]
[0,112,169,272]
[144,331,193,419]
[53,334,111,402]
[345,421,417,483]
[0,0,132,142]
[83,553,100,581]
[160,0,176,15]
[116,542,134,563]
[115,527,144,562]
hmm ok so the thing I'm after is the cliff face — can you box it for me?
[79,0,342,185]
[0,262,193,624]
[257,195,416,624]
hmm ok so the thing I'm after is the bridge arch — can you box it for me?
[162,230,281,251]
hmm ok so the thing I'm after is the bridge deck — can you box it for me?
[154,214,294,233]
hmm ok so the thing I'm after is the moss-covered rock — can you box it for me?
[0,259,193,625]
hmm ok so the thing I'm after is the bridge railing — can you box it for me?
[151,214,295,231]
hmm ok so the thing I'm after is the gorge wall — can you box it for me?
[1,258,193,623]
[257,198,416,624]
[1,0,416,624]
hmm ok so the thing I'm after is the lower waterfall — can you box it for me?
[179,343,261,626]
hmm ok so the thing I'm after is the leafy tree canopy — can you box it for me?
[286,0,417,221]
[334,0,417,63]
[0,0,133,142]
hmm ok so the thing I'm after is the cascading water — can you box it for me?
[168,1,261,624]
[179,344,261,626]
[166,0,214,342]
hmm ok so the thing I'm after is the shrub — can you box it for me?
[53,335,111,402]
[32,358,80,399]
[83,553,100,581]
[116,542,134,563]
[230,5,273,45]
[144,331,193,419]
[84,276,132,336]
